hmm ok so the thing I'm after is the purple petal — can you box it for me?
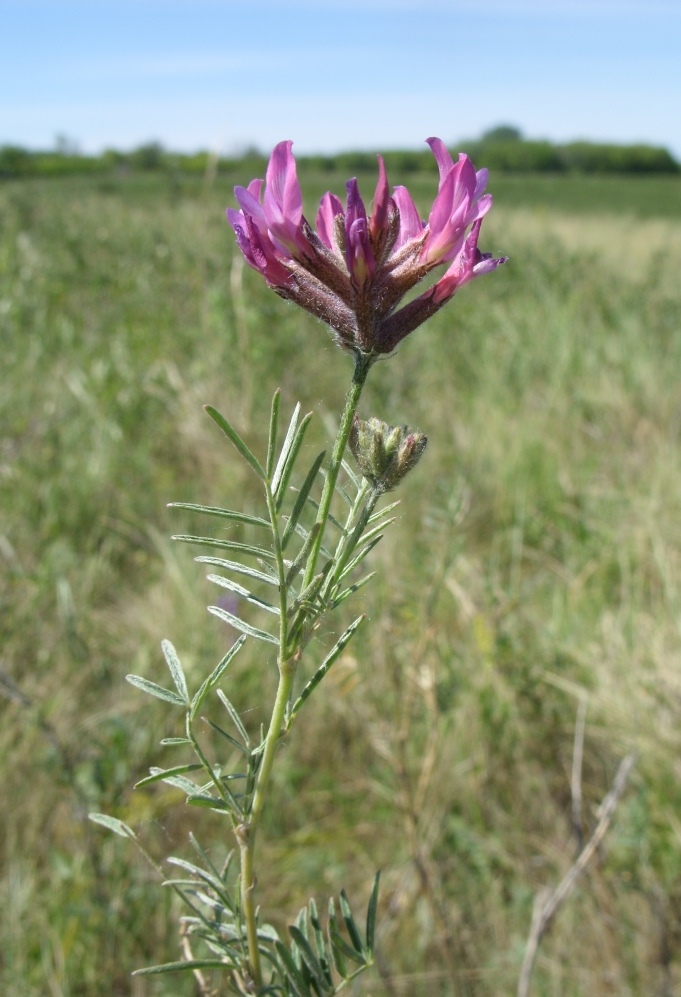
[393,186,424,247]
[264,140,302,225]
[316,192,344,249]
[234,184,267,226]
[344,179,374,284]
[473,168,489,201]
[369,155,390,240]
[426,137,454,186]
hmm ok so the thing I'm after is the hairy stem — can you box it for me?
[238,352,374,988]
[303,351,373,588]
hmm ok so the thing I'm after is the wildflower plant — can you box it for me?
[91,138,506,995]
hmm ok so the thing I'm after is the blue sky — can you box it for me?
[1,0,680,157]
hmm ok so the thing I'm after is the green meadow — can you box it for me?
[2,167,681,996]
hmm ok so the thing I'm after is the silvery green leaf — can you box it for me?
[166,857,230,899]
[160,737,192,746]
[267,387,281,478]
[329,572,376,610]
[161,639,189,704]
[366,871,381,952]
[286,616,364,727]
[285,522,320,587]
[166,502,269,528]
[273,941,308,995]
[327,898,348,978]
[133,960,229,976]
[369,499,400,521]
[205,719,250,756]
[172,535,275,560]
[288,926,332,992]
[337,536,383,582]
[189,635,246,720]
[340,889,364,955]
[126,674,186,707]
[135,763,202,788]
[89,813,135,839]
[319,466,354,508]
[281,449,326,551]
[186,793,232,812]
[356,517,395,548]
[274,411,313,511]
[206,574,280,615]
[271,402,300,494]
[195,556,279,586]
[215,689,249,746]
[300,494,345,533]
[204,404,266,480]
[155,771,198,794]
[341,457,361,490]
[208,605,278,645]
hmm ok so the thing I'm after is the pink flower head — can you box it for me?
[228,138,506,355]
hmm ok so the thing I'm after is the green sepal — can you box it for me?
[166,502,270,529]
[161,639,189,704]
[208,605,278,645]
[281,449,326,551]
[204,404,266,480]
[125,674,186,707]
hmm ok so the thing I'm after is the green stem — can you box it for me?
[238,352,374,989]
[238,658,297,989]
[302,352,373,589]
[238,827,262,988]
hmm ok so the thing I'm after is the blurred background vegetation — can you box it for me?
[1,125,679,182]
[1,148,681,995]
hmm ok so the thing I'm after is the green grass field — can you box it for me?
[2,168,681,996]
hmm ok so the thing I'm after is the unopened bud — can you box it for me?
[349,416,427,492]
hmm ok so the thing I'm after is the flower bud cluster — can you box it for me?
[349,416,427,492]
[228,139,506,357]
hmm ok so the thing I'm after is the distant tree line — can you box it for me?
[1,127,678,180]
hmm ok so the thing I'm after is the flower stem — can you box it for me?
[238,351,374,989]
[302,351,373,588]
